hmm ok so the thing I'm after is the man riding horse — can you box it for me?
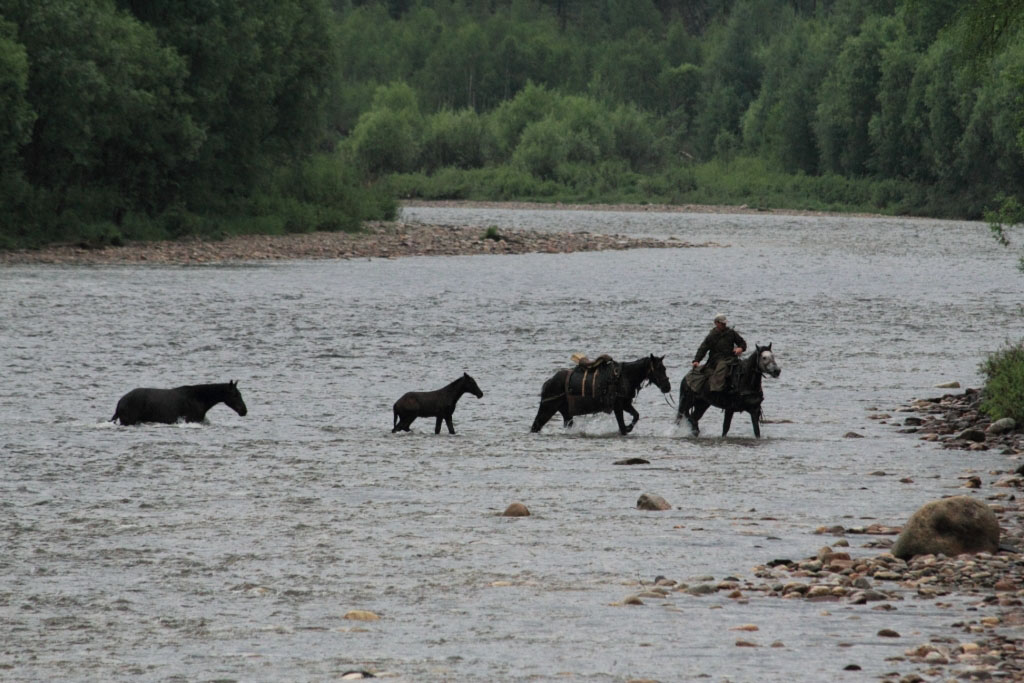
[688,313,746,394]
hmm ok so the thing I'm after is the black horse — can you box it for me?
[111,381,248,425]
[676,343,780,437]
[392,373,483,434]
[531,354,671,435]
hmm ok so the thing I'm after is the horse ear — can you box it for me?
[767,342,772,350]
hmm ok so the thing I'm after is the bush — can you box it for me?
[419,108,491,171]
[349,108,420,176]
[513,117,570,179]
[980,340,1024,424]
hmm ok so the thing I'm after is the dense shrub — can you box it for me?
[980,341,1024,424]
[419,108,492,171]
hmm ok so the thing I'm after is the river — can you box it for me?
[1,206,1022,682]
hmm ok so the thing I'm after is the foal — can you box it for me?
[392,373,483,434]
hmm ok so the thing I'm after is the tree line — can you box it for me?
[2,0,1022,249]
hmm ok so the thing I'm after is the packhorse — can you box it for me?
[392,372,483,434]
[531,354,671,435]
[111,381,248,425]
[677,343,780,437]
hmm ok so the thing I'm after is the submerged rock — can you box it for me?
[636,493,671,511]
[502,502,531,517]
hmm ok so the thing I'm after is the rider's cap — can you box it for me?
[714,313,727,324]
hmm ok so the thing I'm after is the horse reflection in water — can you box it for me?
[111,381,248,425]
[531,354,671,435]
[677,343,781,438]
[392,373,483,434]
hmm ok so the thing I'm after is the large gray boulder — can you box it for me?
[891,496,1000,560]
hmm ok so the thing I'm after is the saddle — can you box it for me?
[566,354,619,401]
[685,361,745,395]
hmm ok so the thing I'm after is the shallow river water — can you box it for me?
[2,206,1022,682]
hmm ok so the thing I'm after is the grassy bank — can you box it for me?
[981,340,1024,424]
[384,157,981,219]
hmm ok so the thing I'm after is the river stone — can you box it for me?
[891,496,1000,560]
[502,502,530,517]
[988,417,1017,435]
[957,428,986,442]
[935,381,961,388]
[636,493,671,511]
[614,457,650,465]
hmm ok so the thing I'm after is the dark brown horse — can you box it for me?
[530,355,671,435]
[392,373,483,434]
[677,343,780,437]
[111,381,248,425]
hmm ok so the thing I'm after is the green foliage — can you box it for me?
[0,18,34,166]
[5,0,1024,251]
[512,116,570,179]
[815,16,899,176]
[490,81,560,156]
[979,340,1024,424]
[985,194,1024,272]
[419,108,492,171]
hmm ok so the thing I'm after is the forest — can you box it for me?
[1,0,1023,249]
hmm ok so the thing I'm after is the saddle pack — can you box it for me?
[565,354,619,404]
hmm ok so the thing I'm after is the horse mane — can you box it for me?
[618,357,653,399]
[732,348,765,394]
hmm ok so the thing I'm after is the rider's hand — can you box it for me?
[733,347,743,355]
[691,360,699,368]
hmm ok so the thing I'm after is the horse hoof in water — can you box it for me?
[391,373,483,434]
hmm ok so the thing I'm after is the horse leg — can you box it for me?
[435,416,444,434]
[750,410,761,438]
[444,414,455,434]
[624,403,639,433]
[531,400,560,433]
[722,410,734,437]
[689,401,709,437]
[614,407,635,435]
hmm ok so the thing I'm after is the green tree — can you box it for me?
[814,16,897,175]
[349,81,422,175]
[117,0,337,199]
[0,18,33,169]
[742,14,829,173]
[7,0,200,219]
[868,26,919,177]
[691,1,773,158]
[588,32,665,111]
[419,108,491,170]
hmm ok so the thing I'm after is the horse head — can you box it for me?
[756,344,781,378]
[646,354,672,393]
[462,373,484,398]
[225,380,248,416]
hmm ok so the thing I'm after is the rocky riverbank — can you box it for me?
[620,389,1024,682]
[0,220,715,266]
